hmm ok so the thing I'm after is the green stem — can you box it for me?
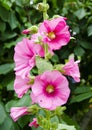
[43,0,47,20]
[44,43,48,60]
[42,0,49,59]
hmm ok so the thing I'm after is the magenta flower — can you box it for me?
[14,38,44,79]
[62,58,80,82]
[31,71,70,110]
[14,38,36,78]
[29,118,39,128]
[39,17,70,50]
[10,107,28,122]
[14,76,31,98]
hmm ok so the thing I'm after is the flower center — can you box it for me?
[47,32,56,40]
[46,85,54,94]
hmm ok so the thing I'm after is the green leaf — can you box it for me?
[0,102,7,124]
[7,80,14,91]
[70,92,92,103]
[72,25,80,34]
[74,46,85,56]
[0,20,6,32]
[0,6,10,22]
[87,25,92,36]
[36,56,53,74]
[61,114,81,130]
[4,41,16,49]
[51,54,59,63]
[15,0,23,7]
[0,63,14,75]
[5,94,31,112]
[4,36,25,49]
[8,11,19,29]
[57,124,76,130]
[5,100,17,112]
[0,32,17,41]
[0,116,15,130]
[0,0,12,10]
[74,86,92,94]
[74,8,86,20]
[80,41,92,50]
[18,115,30,128]
[51,116,59,123]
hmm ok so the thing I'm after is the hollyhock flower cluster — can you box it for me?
[10,13,80,129]
[14,38,44,98]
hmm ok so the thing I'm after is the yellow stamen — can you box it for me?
[46,85,54,93]
[48,32,56,40]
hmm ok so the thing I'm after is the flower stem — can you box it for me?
[43,0,48,20]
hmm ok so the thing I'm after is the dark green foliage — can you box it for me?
[0,0,92,129]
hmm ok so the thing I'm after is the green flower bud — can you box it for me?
[37,3,49,12]
[55,106,66,116]
[27,105,40,114]
[29,25,38,34]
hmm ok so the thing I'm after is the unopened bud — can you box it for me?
[55,106,66,116]
[29,25,38,34]
[27,105,40,114]
[37,3,49,12]
[22,29,30,34]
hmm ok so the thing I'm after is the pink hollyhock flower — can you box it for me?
[29,118,39,128]
[22,29,30,34]
[14,38,35,78]
[14,38,44,78]
[38,17,70,50]
[14,76,31,98]
[10,107,28,122]
[31,71,70,110]
[62,58,80,82]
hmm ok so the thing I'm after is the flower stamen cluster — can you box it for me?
[47,32,56,40]
[46,85,55,94]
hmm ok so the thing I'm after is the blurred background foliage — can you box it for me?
[0,0,92,130]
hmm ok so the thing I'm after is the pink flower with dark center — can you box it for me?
[39,17,70,50]
[14,76,31,98]
[62,58,80,82]
[29,118,39,128]
[31,71,70,110]
[10,107,28,122]
[14,38,43,79]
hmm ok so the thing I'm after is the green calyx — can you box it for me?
[27,105,40,114]
[37,2,49,12]
[29,25,38,34]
